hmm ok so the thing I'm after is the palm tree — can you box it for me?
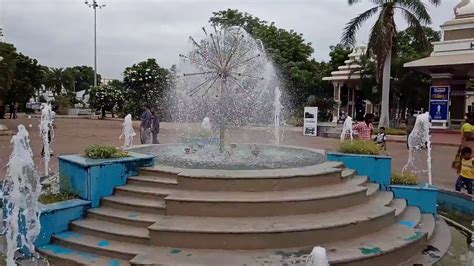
[342,0,440,128]
[46,67,66,95]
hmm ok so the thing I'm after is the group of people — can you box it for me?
[347,113,387,150]
[452,114,474,195]
[140,106,160,145]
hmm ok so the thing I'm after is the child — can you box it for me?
[374,127,387,150]
[455,146,473,195]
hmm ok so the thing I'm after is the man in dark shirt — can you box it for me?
[140,106,153,144]
[151,110,160,144]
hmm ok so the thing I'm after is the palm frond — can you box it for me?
[342,6,381,47]
[396,6,429,49]
[396,0,432,24]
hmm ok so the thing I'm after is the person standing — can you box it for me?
[13,102,18,119]
[352,113,375,141]
[8,103,14,119]
[455,147,473,195]
[151,110,160,144]
[140,106,153,144]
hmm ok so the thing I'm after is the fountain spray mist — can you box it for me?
[120,114,136,147]
[2,125,42,265]
[39,103,54,177]
[402,112,432,185]
[274,86,283,145]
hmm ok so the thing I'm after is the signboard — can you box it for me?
[303,107,318,136]
[429,86,450,121]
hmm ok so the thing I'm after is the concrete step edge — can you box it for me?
[38,244,130,266]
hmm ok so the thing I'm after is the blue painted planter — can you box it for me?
[390,185,438,214]
[2,199,90,253]
[327,152,392,190]
[59,152,154,208]
[437,189,474,217]
[36,199,90,247]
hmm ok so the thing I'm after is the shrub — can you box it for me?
[39,192,77,204]
[374,128,406,136]
[84,145,128,159]
[391,172,419,185]
[339,140,381,155]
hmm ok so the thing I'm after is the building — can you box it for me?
[405,1,474,128]
[323,45,378,122]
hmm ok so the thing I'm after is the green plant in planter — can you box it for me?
[39,192,77,204]
[391,172,419,185]
[339,140,381,155]
[374,128,406,136]
[84,145,128,159]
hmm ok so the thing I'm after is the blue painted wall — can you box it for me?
[390,185,438,214]
[36,199,91,247]
[59,153,154,207]
[327,152,392,190]
[438,189,474,216]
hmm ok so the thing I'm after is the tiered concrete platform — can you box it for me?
[38,161,450,265]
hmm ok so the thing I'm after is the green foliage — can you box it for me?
[39,192,77,205]
[63,66,101,93]
[391,172,419,186]
[54,94,74,115]
[89,84,124,117]
[6,53,45,108]
[84,145,128,159]
[339,140,381,155]
[0,42,17,103]
[123,58,170,118]
[374,128,406,136]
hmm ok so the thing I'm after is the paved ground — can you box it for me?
[0,115,460,191]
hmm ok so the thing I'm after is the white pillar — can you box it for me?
[332,82,341,122]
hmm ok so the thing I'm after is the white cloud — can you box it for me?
[0,0,460,78]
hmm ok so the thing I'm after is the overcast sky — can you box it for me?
[0,0,460,79]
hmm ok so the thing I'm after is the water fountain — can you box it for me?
[402,112,432,185]
[120,114,136,147]
[274,86,283,145]
[173,26,280,153]
[307,247,330,266]
[340,116,354,142]
[39,103,54,177]
[2,125,42,266]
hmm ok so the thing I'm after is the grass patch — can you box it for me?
[39,192,77,204]
[391,172,419,186]
[84,145,128,159]
[339,140,381,155]
[374,128,407,136]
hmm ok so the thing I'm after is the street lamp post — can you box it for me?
[84,1,105,87]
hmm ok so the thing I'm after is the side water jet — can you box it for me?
[340,116,354,142]
[120,114,136,147]
[39,103,54,177]
[402,112,432,185]
[2,125,42,266]
[274,86,282,145]
[306,246,330,266]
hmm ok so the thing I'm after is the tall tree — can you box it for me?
[45,67,66,95]
[7,53,45,107]
[0,42,17,115]
[391,26,441,123]
[342,0,440,127]
[123,59,170,117]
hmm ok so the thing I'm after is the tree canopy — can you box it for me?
[123,58,170,117]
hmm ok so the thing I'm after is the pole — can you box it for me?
[93,4,97,87]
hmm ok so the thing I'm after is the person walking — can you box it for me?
[352,113,375,141]
[140,106,153,144]
[455,146,473,195]
[151,110,160,144]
